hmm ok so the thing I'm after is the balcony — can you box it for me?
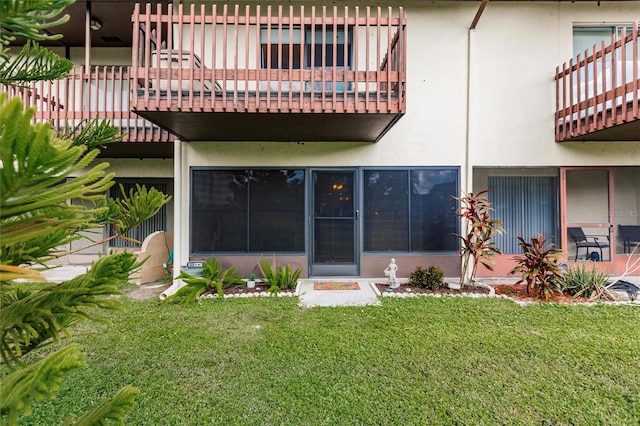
[131,3,407,142]
[555,22,639,142]
[2,66,174,157]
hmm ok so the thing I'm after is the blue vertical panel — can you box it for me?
[489,176,557,254]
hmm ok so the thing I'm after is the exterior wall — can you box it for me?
[53,1,637,275]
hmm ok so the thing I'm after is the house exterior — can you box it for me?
[8,0,640,278]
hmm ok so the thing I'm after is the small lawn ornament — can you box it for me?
[385,258,399,289]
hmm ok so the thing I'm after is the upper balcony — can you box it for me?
[555,22,639,142]
[131,3,407,142]
[2,66,174,157]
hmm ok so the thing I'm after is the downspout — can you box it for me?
[461,0,487,283]
[160,139,186,299]
[464,0,487,194]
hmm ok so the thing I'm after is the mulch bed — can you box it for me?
[221,284,296,296]
[492,284,590,303]
[374,283,490,296]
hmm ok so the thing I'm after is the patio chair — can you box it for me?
[618,225,640,254]
[568,227,610,261]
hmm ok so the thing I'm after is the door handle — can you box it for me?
[355,209,359,220]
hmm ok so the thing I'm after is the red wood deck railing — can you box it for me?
[131,3,407,115]
[555,22,639,141]
[2,66,172,143]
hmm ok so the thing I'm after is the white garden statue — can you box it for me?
[384,258,399,289]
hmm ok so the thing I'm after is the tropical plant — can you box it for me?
[561,263,612,301]
[1,1,169,423]
[258,258,302,294]
[510,234,564,300]
[165,257,244,304]
[453,190,504,286]
[408,265,444,290]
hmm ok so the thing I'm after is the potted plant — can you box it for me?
[247,273,256,289]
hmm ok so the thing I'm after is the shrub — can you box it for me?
[166,256,244,304]
[510,234,564,300]
[259,258,302,294]
[453,191,504,285]
[560,263,612,300]
[408,266,445,290]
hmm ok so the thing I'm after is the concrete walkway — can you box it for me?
[298,279,381,307]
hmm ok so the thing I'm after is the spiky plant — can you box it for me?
[165,257,244,304]
[1,1,169,424]
[258,258,302,294]
[510,234,564,300]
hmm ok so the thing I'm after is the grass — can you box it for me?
[16,296,640,425]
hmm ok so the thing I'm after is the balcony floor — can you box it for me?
[134,109,402,142]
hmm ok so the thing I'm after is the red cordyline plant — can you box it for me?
[454,190,504,286]
[510,234,564,300]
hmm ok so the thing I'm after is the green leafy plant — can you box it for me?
[166,257,244,304]
[453,190,504,286]
[258,258,302,294]
[510,234,564,300]
[249,273,256,281]
[560,263,612,301]
[0,1,169,423]
[408,266,444,290]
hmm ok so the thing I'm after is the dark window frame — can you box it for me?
[190,168,306,255]
[361,167,460,254]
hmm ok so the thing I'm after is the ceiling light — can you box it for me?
[90,17,102,31]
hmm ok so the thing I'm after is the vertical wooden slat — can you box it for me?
[321,6,327,110]
[211,4,217,112]
[575,56,581,136]
[234,4,240,112]
[354,6,359,112]
[277,5,283,111]
[266,5,271,108]
[365,6,370,112]
[199,4,205,110]
[610,32,617,126]
[153,4,161,108]
[55,67,61,129]
[245,4,250,111]
[632,21,638,119]
[310,6,316,110]
[222,4,228,108]
[568,59,574,136]
[386,7,392,113]
[620,27,627,121]
[288,5,293,112]
[343,6,349,111]
[599,40,606,131]
[255,5,260,112]
[130,2,139,99]
[299,5,305,112]
[188,4,196,110]
[590,46,597,132]
[176,3,184,109]
[401,7,407,113]
[331,5,337,111]
[376,7,381,112]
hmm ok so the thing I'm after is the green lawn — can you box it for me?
[19,296,640,425]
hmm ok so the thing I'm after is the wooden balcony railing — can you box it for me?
[131,3,407,141]
[555,22,639,141]
[2,66,173,144]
